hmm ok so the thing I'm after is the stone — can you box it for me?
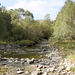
[31,71,42,75]
[27,60,34,64]
[36,68,41,71]
[25,71,30,75]
[62,71,67,75]
[50,67,55,72]
[6,44,11,48]
[66,66,70,71]
[43,72,48,75]
[31,58,35,61]
[38,65,43,69]
[47,68,50,72]
[43,48,47,51]
[17,70,24,74]
[57,73,60,75]
[40,55,43,58]
[67,71,71,75]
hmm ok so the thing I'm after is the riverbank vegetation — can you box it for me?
[49,0,75,67]
[0,5,53,46]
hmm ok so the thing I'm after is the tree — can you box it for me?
[54,0,75,40]
[0,12,7,39]
[23,10,34,20]
[41,14,53,39]
[44,14,50,20]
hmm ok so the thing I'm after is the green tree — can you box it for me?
[54,0,75,40]
[41,14,53,39]
[0,12,7,39]
[23,10,34,20]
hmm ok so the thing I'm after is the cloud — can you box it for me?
[7,0,65,20]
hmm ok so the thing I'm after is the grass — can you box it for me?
[0,40,35,46]
[0,67,6,73]
[53,40,75,62]
[15,40,35,46]
[70,67,75,72]
[0,41,7,45]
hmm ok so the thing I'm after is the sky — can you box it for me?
[0,0,66,20]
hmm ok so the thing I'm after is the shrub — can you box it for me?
[15,40,35,46]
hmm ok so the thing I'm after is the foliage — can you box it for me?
[0,41,7,45]
[0,12,7,39]
[54,0,75,40]
[0,5,53,44]
[15,40,35,46]
[54,40,75,60]
[41,17,54,39]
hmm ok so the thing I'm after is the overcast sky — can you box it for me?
[0,0,66,20]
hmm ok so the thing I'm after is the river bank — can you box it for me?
[0,40,75,75]
[0,46,75,75]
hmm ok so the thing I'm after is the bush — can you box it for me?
[15,40,35,46]
[0,41,7,45]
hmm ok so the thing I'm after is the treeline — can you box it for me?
[50,0,75,42]
[0,0,75,45]
[0,6,53,45]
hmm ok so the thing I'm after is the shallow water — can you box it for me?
[0,39,50,59]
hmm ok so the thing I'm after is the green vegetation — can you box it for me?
[0,12,7,39]
[53,40,75,62]
[0,6,53,45]
[53,0,75,40]
[0,41,7,45]
[49,0,75,63]
[0,67,6,73]
[70,67,75,72]
[15,40,35,46]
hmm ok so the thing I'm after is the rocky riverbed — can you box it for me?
[0,40,75,75]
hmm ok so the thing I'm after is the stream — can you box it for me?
[0,39,75,75]
[0,39,50,58]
